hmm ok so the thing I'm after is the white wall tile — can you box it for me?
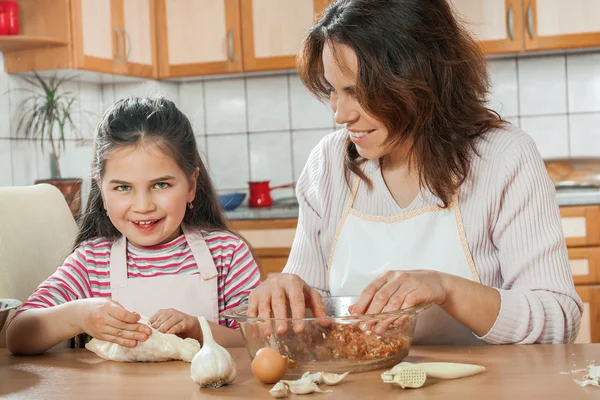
[204,78,246,134]
[10,140,38,185]
[567,53,600,113]
[155,81,179,103]
[521,115,569,159]
[292,129,329,180]
[518,55,567,116]
[246,75,290,132]
[58,140,94,180]
[505,117,520,128]
[8,75,31,139]
[249,132,293,185]
[35,142,53,181]
[59,79,81,140]
[206,134,249,189]
[179,81,205,135]
[0,139,12,186]
[289,74,334,130]
[0,72,9,138]
[569,113,600,158]
[79,82,103,139]
[101,82,116,109]
[488,58,519,117]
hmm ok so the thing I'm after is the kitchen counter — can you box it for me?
[226,205,299,220]
[2,345,600,399]
[226,190,600,221]
[556,189,600,207]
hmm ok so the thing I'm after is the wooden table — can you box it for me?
[2,345,600,399]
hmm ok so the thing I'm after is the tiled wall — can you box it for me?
[1,51,600,199]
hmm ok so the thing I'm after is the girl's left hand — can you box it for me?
[349,270,450,315]
[149,308,201,340]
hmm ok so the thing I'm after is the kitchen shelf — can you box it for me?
[0,36,68,52]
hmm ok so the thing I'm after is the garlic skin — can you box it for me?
[269,382,290,398]
[190,316,236,388]
[281,377,332,394]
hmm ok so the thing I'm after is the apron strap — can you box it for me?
[109,236,128,289]
[182,225,219,280]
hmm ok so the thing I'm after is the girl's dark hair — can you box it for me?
[298,0,505,207]
[74,96,228,249]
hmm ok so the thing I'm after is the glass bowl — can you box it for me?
[222,296,428,377]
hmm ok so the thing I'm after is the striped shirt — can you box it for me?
[14,230,260,329]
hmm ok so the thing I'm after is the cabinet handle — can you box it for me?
[526,2,534,39]
[227,29,234,62]
[506,4,514,40]
[114,26,121,63]
[123,29,131,62]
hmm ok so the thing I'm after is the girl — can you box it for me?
[7,97,260,354]
[248,0,582,344]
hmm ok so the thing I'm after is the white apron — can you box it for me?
[329,168,484,345]
[109,225,220,323]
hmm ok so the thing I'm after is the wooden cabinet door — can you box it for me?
[121,0,158,78]
[155,0,243,78]
[240,0,329,71]
[560,206,600,248]
[524,0,600,51]
[71,0,121,74]
[450,0,523,54]
[575,285,600,343]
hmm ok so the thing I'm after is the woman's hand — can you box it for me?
[149,308,201,340]
[247,273,327,334]
[77,298,152,347]
[350,270,449,315]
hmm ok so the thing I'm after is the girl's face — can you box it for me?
[99,144,198,248]
[322,42,390,160]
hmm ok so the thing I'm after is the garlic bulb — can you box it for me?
[190,316,236,388]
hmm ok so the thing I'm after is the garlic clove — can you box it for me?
[281,377,332,394]
[190,316,237,388]
[322,371,350,385]
[269,382,290,398]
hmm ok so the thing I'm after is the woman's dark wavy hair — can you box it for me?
[74,96,229,249]
[298,0,505,207]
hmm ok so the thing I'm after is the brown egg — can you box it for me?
[250,347,288,384]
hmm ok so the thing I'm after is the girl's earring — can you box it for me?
[187,202,194,210]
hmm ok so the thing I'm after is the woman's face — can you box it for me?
[322,42,389,160]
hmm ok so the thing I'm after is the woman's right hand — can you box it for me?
[77,298,152,347]
[247,273,327,335]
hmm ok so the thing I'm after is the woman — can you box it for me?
[247,0,582,344]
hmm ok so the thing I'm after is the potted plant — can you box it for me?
[14,72,83,218]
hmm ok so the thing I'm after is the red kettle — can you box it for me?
[248,181,295,208]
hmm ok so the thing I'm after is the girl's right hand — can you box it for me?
[77,299,152,347]
[247,273,326,335]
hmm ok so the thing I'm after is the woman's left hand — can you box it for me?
[149,308,201,340]
[349,270,450,315]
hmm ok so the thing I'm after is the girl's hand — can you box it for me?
[78,298,152,347]
[149,308,201,340]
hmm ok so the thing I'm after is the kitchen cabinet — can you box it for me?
[561,205,600,343]
[524,0,600,51]
[155,0,243,78]
[228,218,297,280]
[240,0,330,72]
[450,0,600,55]
[4,0,157,78]
[450,0,523,54]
